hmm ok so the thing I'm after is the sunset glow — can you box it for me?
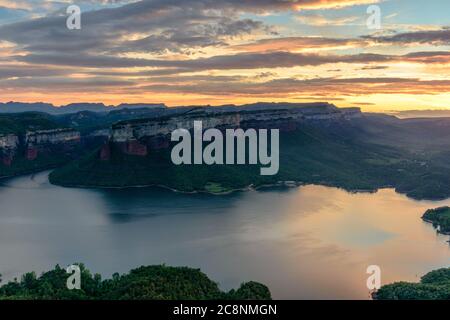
[0,0,449,111]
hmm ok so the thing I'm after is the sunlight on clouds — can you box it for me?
[0,0,449,111]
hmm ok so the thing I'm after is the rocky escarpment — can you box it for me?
[101,103,362,158]
[0,128,81,166]
[25,129,81,160]
[0,134,20,166]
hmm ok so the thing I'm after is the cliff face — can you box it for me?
[0,134,19,166]
[0,134,19,149]
[112,113,241,143]
[25,129,81,160]
[25,128,80,145]
[104,104,362,158]
[0,128,81,165]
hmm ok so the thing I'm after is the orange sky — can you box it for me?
[0,0,449,112]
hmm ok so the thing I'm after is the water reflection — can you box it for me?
[0,171,448,299]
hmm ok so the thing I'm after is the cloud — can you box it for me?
[294,13,360,26]
[0,64,70,79]
[359,65,388,70]
[402,51,450,64]
[140,77,450,97]
[19,50,450,75]
[365,27,450,46]
[231,36,363,52]
[0,6,29,25]
[13,51,395,79]
[0,0,276,56]
[0,0,32,10]
[0,76,135,91]
[0,0,447,106]
[0,0,383,55]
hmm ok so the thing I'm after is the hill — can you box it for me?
[0,112,61,134]
[0,264,271,300]
[422,207,450,234]
[374,268,450,300]
[49,118,450,200]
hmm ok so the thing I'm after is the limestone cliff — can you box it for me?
[104,104,362,158]
[0,128,81,165]
[25,129,81,160]
[0,134,19,166]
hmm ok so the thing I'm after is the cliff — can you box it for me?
[25,128,80,145]
[24,128,81,160]
[0,127,81,169]
[107,104,362,157]
[0,134,19,149]
[0,134,19,166]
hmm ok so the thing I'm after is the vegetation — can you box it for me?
[0,264,271,300]
[49,123,450,200]
[422,207,450,234]
[0,112,102,179]
[0,153,71,179]
[0,112,60,134]
[374,268,450,300]
[4,111,450,200]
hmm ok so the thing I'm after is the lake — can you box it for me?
[0,171,449,299]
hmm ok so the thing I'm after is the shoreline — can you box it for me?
[422,217,450,236]
[49,177,379,196]
[0,164,61,182]
[4,167,450,202]
[49,176,430,201]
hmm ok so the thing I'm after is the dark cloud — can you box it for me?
[0,0,446,102]
[0,0,273,56]
[0,64,70,79]
[0,76,135,91]
[16,51,392,70]
[18,50,450,75]
[0,0,381,56]
[140,77,450,96]
[365,28,450,46]
[360,65,388,70]
[402,51,450,64]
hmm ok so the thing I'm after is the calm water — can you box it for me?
[0,171,449,299]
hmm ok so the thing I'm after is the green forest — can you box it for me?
[374,268,450,300]
[422,207,450,234]
[0,264,271,300]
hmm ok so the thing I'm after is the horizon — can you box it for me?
[1,0,450,112]
[3,100,450,118]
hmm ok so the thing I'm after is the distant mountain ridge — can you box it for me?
[0,101,354,115]
[0,102,167,114]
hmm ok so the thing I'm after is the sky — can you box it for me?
[0,0,449,111]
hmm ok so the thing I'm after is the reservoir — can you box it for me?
[0,171,449,299]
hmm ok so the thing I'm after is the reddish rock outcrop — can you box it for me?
[1,154,13,166]
[147,136,170,150]
[100,143,111,161]
[115,140,148,156]
[26,147,38,160]
[108,104,363,157]
[126,140,148,156]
